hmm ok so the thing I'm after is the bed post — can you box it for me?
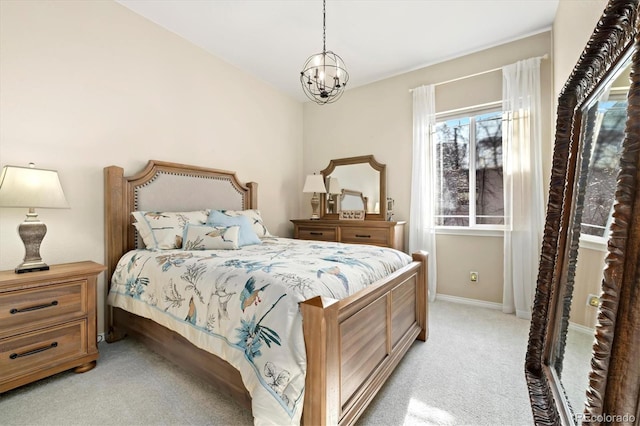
[104,165,128,342]
[245,181,258,209]
[413,251,429,341]
[300,295,341,425]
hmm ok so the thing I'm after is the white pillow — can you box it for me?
[215,209,273,238]
[182,224,240,250]
[132,210,208,250]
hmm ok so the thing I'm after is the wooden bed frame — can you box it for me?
[103,160,428,425]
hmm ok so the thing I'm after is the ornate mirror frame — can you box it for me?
[526,1,640,424]
[319,155,387,221]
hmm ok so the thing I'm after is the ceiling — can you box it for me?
[117,0,559,102]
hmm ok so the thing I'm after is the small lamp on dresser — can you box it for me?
[303,173,327,220]
[0,163,69,273]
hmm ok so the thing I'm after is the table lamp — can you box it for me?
[0,163,69,273]
[302,174,327,220]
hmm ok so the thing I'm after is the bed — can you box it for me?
[104,160,428,425]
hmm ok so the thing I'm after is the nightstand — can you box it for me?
[0,261,106,393]
[291,219,406,251]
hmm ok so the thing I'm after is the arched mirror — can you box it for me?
[526,1,640,424]
[319,155,386,220]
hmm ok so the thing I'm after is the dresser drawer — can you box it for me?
[292,220,405,251]
[341,226,390,246]
[0,320,86,382]
[0,280,86,337]
[297,226,337,241]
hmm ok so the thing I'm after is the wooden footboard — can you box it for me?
[300,251,428,426]
[108,251,428,425]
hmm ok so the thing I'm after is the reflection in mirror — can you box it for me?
[320,155,386,220]
[328,163,379,213]
[340,189,368,211]
[326,177,342,213]
[561,250,606,416]
[578,63,630,239]
[550,52,631,420]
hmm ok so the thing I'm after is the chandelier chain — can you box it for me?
[322,0,326,54]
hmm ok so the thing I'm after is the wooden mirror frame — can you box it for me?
[319,155,387,220]
[526,1,640,424]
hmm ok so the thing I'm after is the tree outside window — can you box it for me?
[581,100,627,238]
[434,110,504,228]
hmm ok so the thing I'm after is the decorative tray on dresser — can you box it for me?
[0,261,106,393]
[291,219,406,251]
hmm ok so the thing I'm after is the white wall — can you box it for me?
[0,0,302,335]
[553,0,609,97]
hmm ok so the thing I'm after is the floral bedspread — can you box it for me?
[107,237,411,425]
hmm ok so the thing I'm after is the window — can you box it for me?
[580,99,626,238]
[434,109,504,228]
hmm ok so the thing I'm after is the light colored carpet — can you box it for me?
[1,300,562,425]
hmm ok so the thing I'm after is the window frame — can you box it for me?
[433,102,506,233]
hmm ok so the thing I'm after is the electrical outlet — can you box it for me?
[586,294,600,308]
[470,271,478,283]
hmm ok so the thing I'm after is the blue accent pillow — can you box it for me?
[207,210,262,246]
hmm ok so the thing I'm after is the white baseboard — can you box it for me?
[435,294,503,310]
[568,322,596,336]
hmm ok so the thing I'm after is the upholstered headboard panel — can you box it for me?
[104,160,257,290]
[134,170,247,212]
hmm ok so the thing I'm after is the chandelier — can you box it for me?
[300,0,349,104]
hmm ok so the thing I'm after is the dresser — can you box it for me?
[0,261,106,393]
[291,219,406,251]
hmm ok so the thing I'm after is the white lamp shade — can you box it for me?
[0,165,69,209]
[303,174,327,193]
[327,177,342,195]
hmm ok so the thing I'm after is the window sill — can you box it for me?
[579,234,608,252]
[435,227,504,237]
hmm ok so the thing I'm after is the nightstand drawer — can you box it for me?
[0,280,86,337]
[297,226,337,241]
[0,320,86,381]
[341,227,390,246]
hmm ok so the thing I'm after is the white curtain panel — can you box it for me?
[502,58,544,319]
[410,85,437,302]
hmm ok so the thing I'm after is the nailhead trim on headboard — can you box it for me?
[133,170,246,210]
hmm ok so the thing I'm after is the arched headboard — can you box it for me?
[103,160,257,290]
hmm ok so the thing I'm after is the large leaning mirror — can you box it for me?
[319,155,386,220]
[526,1,640,424]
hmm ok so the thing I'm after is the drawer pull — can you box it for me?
[355,234,372,238]
[310,232,324,236]
[10,342,58,359]
[10,300,59,314]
